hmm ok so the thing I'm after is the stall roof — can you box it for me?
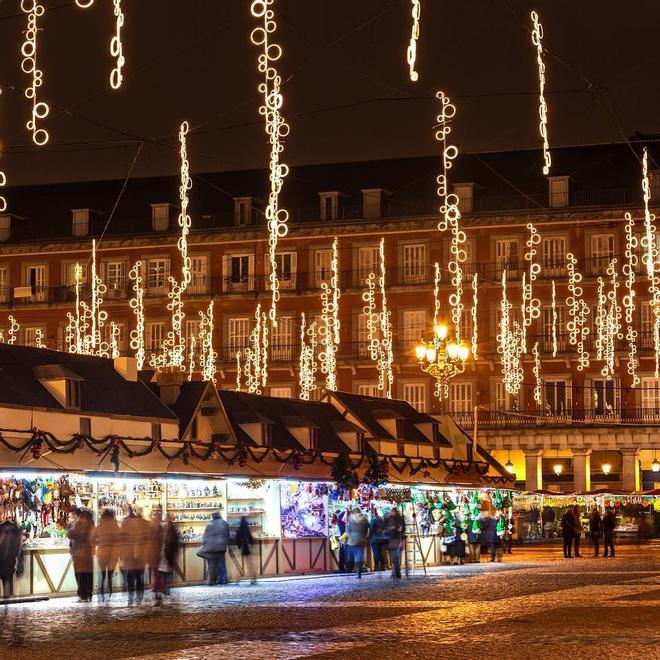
[217,390,362,452]
[0,344,176,421]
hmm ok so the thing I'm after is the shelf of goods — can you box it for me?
[165,480,226,542]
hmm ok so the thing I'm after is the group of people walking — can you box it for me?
[561,505,616,558]
[67,507,179,604]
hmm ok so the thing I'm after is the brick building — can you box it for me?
[2,141,660,492]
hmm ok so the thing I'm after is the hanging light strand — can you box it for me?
[530,10,550,175]
[551,280,558,358]
[406,0,421,81]
[128,262,145,370]
[245,304,268,394]
[320,237,340,392]
[532,341,542,407]
[0,88,6,213]
[110,0,125,89]
[601,259,622,379]
[7,316,19,345]
[298,312,318,401]
[497,271,524,401]
[235,351,242,391]
[21,0,50,146]
[566,252,590,370]
[177,121,193,291]
[471,273,478,360]
[623,213,640,387]
[198,301,217,383]
[522,222,541,349]
[378,238,394,398]
[250,0,290,326]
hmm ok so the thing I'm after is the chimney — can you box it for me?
[114,356,137,382]
[361,188,383,219]
[157,371,183,405]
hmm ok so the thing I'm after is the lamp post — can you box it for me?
[415,323,470,390]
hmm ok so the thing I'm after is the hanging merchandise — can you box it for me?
[362,453,389,487]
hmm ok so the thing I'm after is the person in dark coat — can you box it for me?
[68,509,95,602]
[346,508,369,578]
[235,516,256,584]
[467,516,482,563]
[603,507,616,558]
[561,509,575,558]
[482,513,502,562]
[336,509,350,572]
[368,510,387,572]
[154,514,179,602]
[589,507,602,557]
[384,508,405,578]
[200,511,230,585]
[541,505,556,538]
[572,506,583,557]
[0,520,23,599]
[447,517,467,565]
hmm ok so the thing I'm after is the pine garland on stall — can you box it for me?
[330,451,359,491]
[362,453,389,486]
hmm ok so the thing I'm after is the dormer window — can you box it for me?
[151,203,170,232]
[0,215,10,242]
[66,379,80,409]
[34,364,84,410]
[319,192,340,221]
[548,176,569,208]
[72,209,90,237]
[454,183,474,214]
[234,197,253,226]
[361,188,383,219]
[650,170,660,202]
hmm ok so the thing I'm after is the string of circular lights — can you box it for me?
[530,9,550,175]
[406,0,421,82]
[128,261,145,370]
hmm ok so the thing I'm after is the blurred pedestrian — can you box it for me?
[542,505,556,538]
[385,507,405,578]
[0,519,23,600]
[447,515,466,565]
[589,506,602,557]
[155,513,179,603]
[603,507,616,558]
[572,505,583,557]
[336,509,350,572]
[235,516,256,584]
[467,516,482,563]
[368,509,387,572]
[68,509,95,602]
[503,516,514,555]
[121,508,150,604]
[483,512,502,562]
[199,511,229,585]
[92,509,120,602]
[148,511,164,589]
[347,508,369,579]
[561,508,574,558]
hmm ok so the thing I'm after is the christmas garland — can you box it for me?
[0,427,513,485]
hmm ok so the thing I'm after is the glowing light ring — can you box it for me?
[21,0,50,146]
[319,237,340,392]
[75,0,95,7]
[177,121,193,290]
[198,301,217,383]
[110,0,125,90]
[7,316,19,345]
[532,341,542,407]
[406,0,421,82]
[531,10,550,175]
[551,280,557,357]
[250,0,290,325]
[565,252,590,370]
[298,312,318,401]
[471,273,478,360]
[129,262,145,370]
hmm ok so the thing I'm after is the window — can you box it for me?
[190,255,209,294]
[146,322,165,352]
[0,215,10,242]
[226,317,251,358]
[64,262,87,287]
[25,265,47,302]
[649,170,660,202]
[147,258,169,292]
[542,305,566,352]
[591,379,618,417]
[401,310,427,353]
[640,302,654,349]
[233,197,253,226]
[151,422,162,442]
[356,313,371,357]
[313,249,333,288]
[548,176,569,208]
[542,237,566,275]
[402,244,428,284]
[23,326,44,347]
[274,252,297,289]
[271,316,293,360]
[459,313,473,345]
[544,380,569,415]
[185,319,201,355]
[495,382,515,411]
[71,209,90,236]
[356,246,378,285]
[361,188,382,219]
[448,382,472,413]
[454,183,474,214]
[357,383,380,397]
[0,266,8,302]
[224,254,253,292]
[104,261,126,297]
[495,239,519,276]
[151,204,170,232]
[319,192,339,221]
[102,322,125,355]
[80,417,91,436]
[270,386,293,398]
[640,378,660,414]
[66,379,81,409]
[402,382,428,412]
[590,235,614,274]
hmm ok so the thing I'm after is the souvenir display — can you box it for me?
[281,482,329,538]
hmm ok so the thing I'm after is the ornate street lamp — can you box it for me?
[415,323,469,388]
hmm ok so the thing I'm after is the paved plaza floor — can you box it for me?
[1,543,658,660]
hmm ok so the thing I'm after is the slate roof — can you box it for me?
[217,389,362,452]
[3,140,658,243]
[164,380,211,438]
[330,391,451,447]
[0,344,176,420]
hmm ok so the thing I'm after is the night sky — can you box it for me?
[0,0,657,186]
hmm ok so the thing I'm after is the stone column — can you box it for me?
[621,448,640,492]
[572,449,592,492]
[524,449,544,491]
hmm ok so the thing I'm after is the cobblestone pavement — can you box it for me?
[1,544,659,660]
